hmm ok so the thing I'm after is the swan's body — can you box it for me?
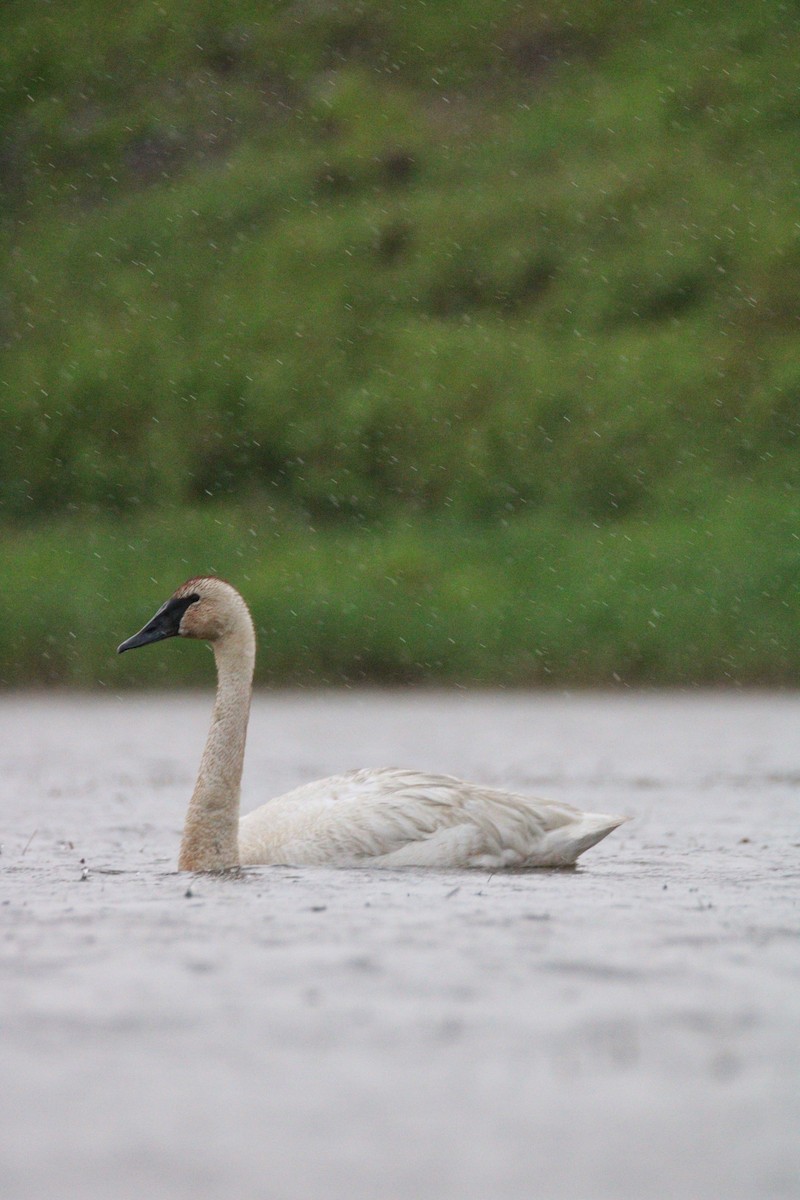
[118,577,627,872]
[238,767,624,869]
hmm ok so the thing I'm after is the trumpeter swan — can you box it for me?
[118,577,627,872]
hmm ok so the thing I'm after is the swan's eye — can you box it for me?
[177,594,201,624]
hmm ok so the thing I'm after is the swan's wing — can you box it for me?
[238,767,605,867]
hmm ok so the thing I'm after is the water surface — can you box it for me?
[1,691,798,1199]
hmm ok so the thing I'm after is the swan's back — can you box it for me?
[238,768,625,869]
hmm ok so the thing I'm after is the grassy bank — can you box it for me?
[2,2,800,523]
[2,490,797,688]
[1,2,799,686]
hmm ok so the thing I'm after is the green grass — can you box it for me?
[2,490,798,688]
[1,1,799,684]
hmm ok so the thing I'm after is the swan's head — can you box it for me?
[117,577,251,653]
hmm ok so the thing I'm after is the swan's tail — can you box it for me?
[538,811,629,866]
[568,812,628,861]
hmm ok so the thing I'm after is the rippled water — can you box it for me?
[1,691,798,1199]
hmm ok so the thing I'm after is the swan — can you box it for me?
[117,577,627,872]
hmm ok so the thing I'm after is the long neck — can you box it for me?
[178,626,255,871]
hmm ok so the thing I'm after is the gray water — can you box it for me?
[1,690,798,1199]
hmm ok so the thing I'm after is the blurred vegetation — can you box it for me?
[2,492,798,688]
[1,0,799,685]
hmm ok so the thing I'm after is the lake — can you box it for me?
[1,690,798,1199]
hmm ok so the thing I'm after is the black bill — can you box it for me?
[117,593,199,654]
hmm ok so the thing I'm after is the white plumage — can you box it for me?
[118,577,627,872]
[239,767,625,869]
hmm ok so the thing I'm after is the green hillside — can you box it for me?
[1,1,799,685]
